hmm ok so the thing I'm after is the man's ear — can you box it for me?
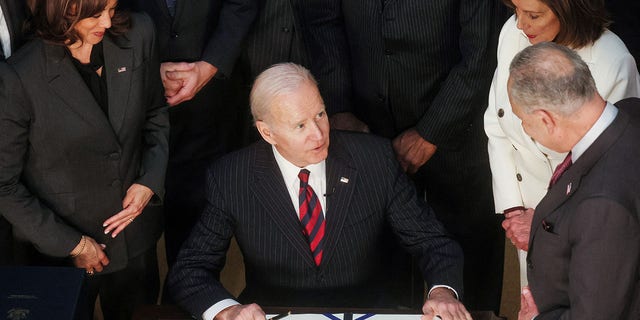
[256,120,276,145]
[536,109,558,134]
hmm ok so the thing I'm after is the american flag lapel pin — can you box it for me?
[340,177,349,183]
[117,66,127,73]
[566,182,572,195]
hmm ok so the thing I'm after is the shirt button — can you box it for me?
[498,108,505,117]
[516,173,522,181]
[281,27,290,33]
[171,33,179,38]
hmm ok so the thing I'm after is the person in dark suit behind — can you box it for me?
[302,0,506,313]
[235,0,356,145]
[0,0,28,265]
[607,0,640,68]
[121,0,259,270]
[0,0,169,318]
[168,63,471,320]
[506,42,640,320]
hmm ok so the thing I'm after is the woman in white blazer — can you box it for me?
[484,0,640,286]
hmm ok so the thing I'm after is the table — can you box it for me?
[132,305,504,320]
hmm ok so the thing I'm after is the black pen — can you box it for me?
[267,311,291,320]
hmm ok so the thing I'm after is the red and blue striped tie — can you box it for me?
[298,169,325,266]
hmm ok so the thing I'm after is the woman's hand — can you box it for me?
[71,236,110,275]
[103,183,154,237]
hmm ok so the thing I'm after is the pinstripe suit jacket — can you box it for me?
[236,0,351,115]
[168,131,463,316]
[308,0,500,146]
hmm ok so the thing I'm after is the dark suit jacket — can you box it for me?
[308,0,500,145]
[236,0,350,114]
[168,131,464,317]
[0,0,28,265]
[239,0,308,79]
[527,99,640,319]
[123,0,257,77]
[122,0,258,165]
[0,0,27,59]
[0,13,169,272]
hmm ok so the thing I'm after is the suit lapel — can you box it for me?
[103,34,133,135]
[251,142,316,266]
[321,135,357,266]
[44,44,114,135]
[529,111,630,252]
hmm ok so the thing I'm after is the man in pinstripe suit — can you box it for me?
[168,63,471,320]
[302,0,510,314]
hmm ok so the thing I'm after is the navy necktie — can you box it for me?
[298,169,325,266]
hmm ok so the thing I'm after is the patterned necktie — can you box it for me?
[298,169,325,266]
[549,151,572,188]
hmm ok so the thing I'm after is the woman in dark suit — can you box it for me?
[0,0,168,319]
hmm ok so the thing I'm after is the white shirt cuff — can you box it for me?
[427,285,460,300]
[202,299,240,320]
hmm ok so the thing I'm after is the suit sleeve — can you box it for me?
[201,0,259,77]
[295,0,353,115]
[0,63,81,257]
[381,140,465,295]
[132,14,170,202]
[415,0,498,147]
[166,165,236,317]
[537,198,640,319]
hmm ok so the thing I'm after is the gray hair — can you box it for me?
[508,42,597,116]
[250,63,319,122]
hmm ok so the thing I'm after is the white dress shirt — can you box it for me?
[0,5,12,58]
[572,102,618,162]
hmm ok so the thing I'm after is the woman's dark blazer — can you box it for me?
[0,13,169,273]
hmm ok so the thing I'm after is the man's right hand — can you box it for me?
[215,304,266,320]
[503,208,534,251]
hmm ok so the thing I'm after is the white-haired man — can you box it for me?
[507,42,640,320]
[168,63,471,320]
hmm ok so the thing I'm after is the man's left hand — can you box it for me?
[392,128,437,174]
[163,61,218,106]
[103,184,154,237]
[422,287,472,320]
[518,286,539,320]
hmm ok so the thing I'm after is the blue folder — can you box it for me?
[0,266,86,320]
